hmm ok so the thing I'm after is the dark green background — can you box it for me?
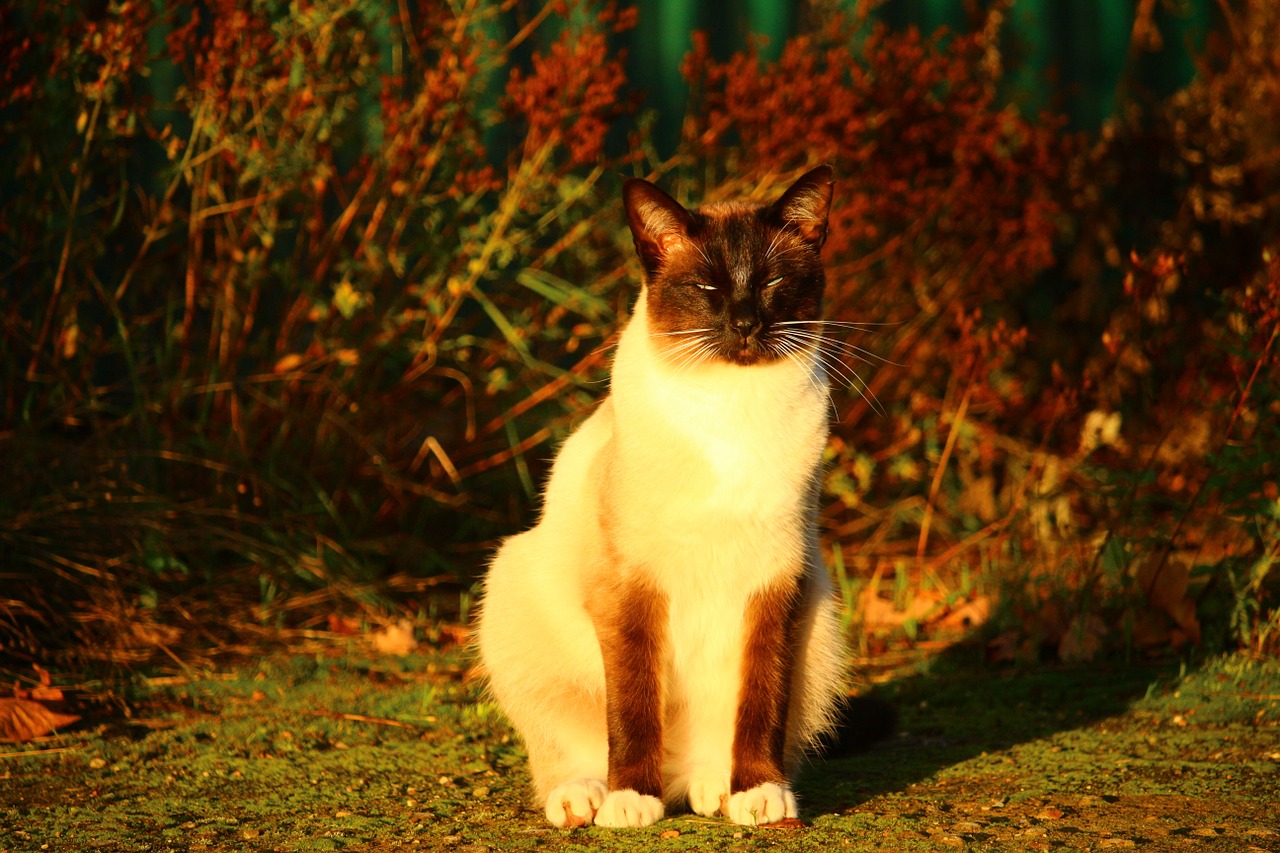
[613,0,1211,155]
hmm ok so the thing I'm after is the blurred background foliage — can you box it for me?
[1,0,1277,675]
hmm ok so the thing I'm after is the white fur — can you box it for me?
[476,290,847,827]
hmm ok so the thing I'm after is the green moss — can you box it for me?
[2,650,1277,852]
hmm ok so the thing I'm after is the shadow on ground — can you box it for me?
[799,641,1178,814]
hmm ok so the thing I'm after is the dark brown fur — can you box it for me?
[623,171,832,368]
[590,578,668,798]
[730,576,804,794]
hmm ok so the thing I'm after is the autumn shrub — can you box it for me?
[1,0,635,667]
[2,0,1276,672]
[680,2,1279,662]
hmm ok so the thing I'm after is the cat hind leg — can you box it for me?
[686,773,731,817]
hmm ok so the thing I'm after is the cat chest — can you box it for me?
[612,407,821,521]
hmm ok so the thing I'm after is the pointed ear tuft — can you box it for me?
[768,165,834,247]
[624,178,693,275]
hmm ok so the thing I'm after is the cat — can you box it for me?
[476,165,846,828]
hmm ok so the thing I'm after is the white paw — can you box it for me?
[687,774,730,817]
[544,778,607,827]
[593,789,665,828]
[726,782,797,826]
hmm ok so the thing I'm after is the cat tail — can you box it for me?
[818,693,899,757]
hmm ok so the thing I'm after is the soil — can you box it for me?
[1,647,1277,852]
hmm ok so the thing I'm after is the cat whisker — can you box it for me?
[822,356,885,418]
[763,228,788,263]
[778,331,885,417]
[779,329,904,367]
[691,241,715,270]
[664,335,718,377]
[675,342,720,378]
[763,243,810,263]
[770,337,838,420]
[659,334,713,361]
[649,327,715,338]
[774,319,901,333]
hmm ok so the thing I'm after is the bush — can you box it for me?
[1,0,1276,669]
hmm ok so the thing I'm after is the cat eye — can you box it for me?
[694,282,717,291]
[764,276,784,288]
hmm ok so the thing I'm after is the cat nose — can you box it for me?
[733,315,761,340]
[731,306,762,340]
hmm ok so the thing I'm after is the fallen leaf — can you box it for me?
[327,613,360,635]
[659,829,680,838]
[1167,597,1201,645]
[760,817,807,830]
[0,698,81,742]
[859,587,940,631]
[939,596,992,632]
[985,630,1020,664]
[438,623,470,647]
[371,620,417,656]
[1036,807,1064,820]
[273,353,304,373]
[1058,613,1107,663]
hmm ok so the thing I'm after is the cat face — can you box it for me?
[623,166,834,367]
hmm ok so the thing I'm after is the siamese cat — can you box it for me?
[476,166,846,828]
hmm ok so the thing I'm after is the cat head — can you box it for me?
[623,165,834,367]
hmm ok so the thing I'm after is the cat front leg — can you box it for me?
[727,577,802,825]
[544,778,608,827]
[590,577,668,828]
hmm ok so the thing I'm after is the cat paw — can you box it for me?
[726,782,797,826]
[593,789,665,828]
[544,778,608,827]
[687,774,730,817]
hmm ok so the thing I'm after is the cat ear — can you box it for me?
[767,165,834,247]
[623,178,693,274]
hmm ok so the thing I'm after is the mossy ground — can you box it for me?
[2,646,1277,852]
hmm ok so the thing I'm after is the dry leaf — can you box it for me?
[1139,558,1190,613]
[760,817,807,830]
[0,698,81,743]
[437,623,470,647]
[1058,613,1108,663]
[371,620,417,656]
[327,613,360,635]
[273,353,304,373]
[939,596,993,632]
[859,587,939,631]
[1131,610,1173,649]
[1167,597,1201,643]
[985,630,1021,664]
